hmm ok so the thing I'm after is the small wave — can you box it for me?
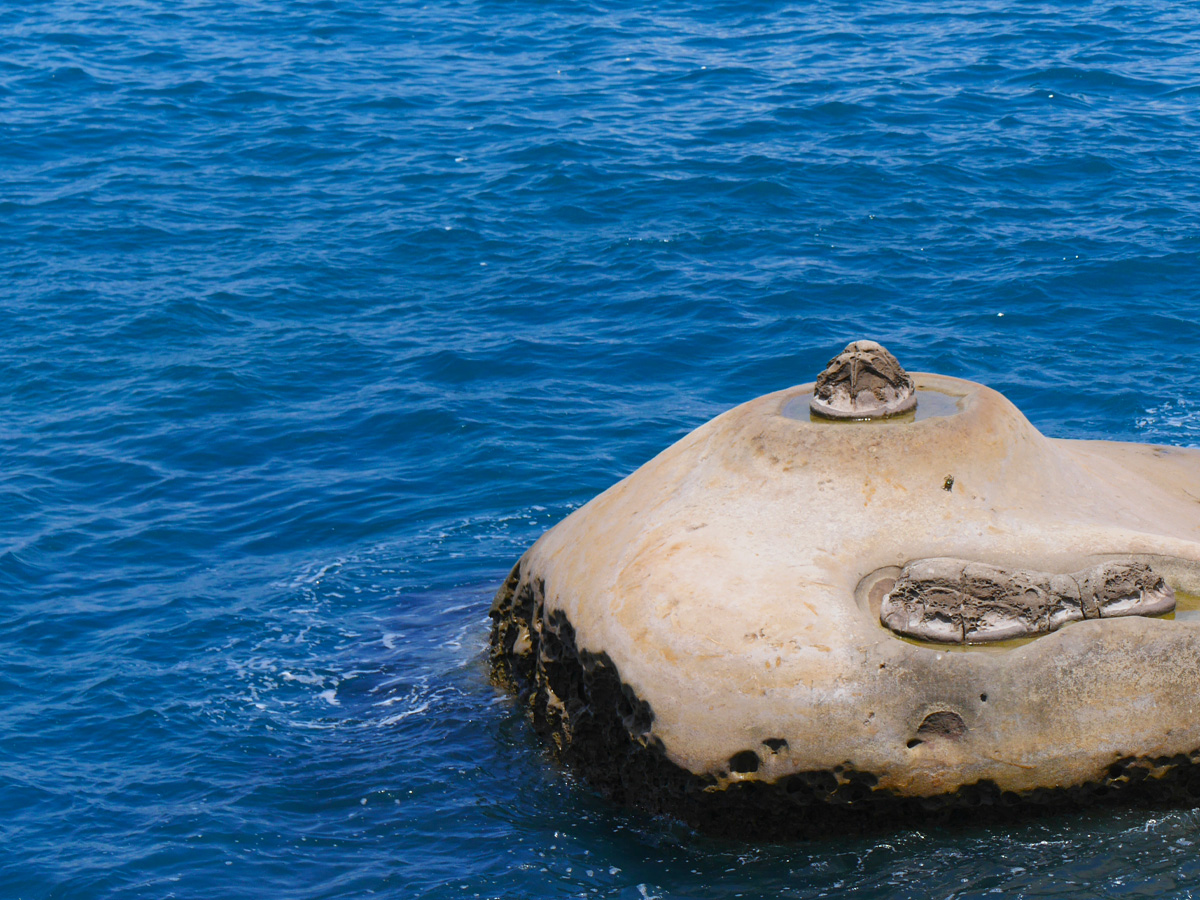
[1136,398,1200,448]
[1007,66,1168,95]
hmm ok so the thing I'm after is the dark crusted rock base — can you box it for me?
[489,565,1200,840]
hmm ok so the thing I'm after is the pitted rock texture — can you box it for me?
[880,559,1175,643]
[810,339,917,419]
[491,568,1200,839]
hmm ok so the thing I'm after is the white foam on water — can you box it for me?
[1136,397,1200,447]
[378,700,431,726]
[280,671,325,685]
[283,558,345,589]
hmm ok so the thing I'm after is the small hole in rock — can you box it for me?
[906,738,923,749]
[916,710,967,741]
[762,738,788,752]
[728,750,760,773]
[980,693,988,702]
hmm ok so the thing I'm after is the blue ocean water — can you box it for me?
[5,0,1200,896]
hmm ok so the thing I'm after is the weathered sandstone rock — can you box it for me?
[490,345,1200,837]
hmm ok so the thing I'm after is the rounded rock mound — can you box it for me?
[810,339,917,420]
[490,344,1200,838]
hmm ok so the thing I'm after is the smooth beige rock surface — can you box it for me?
[505,373,1200,798]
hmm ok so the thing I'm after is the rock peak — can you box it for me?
[810,340,916,420]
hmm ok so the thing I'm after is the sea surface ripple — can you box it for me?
[4,1,1200,897]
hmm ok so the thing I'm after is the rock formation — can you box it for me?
[490,342,1200,837]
